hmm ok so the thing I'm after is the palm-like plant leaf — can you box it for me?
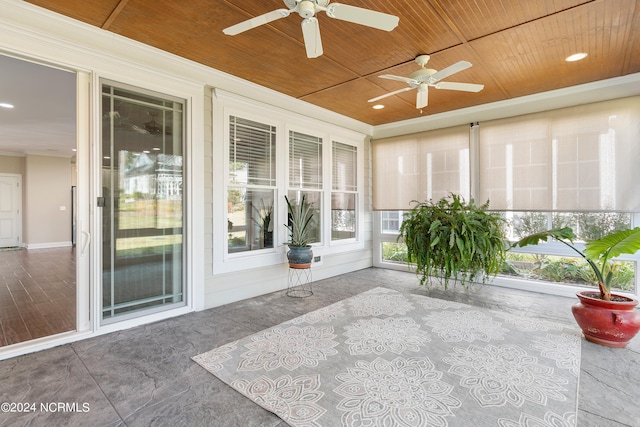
[511,226,640,299]
[284,195,315,247]
[511,227,576,248]
[583,227,640,261]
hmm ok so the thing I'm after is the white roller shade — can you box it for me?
[479,97,640,211]
[372,125,470,210]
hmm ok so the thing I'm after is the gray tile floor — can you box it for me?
[0,268,638,426]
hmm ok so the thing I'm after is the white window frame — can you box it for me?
[330,140,359,244]
[226,115,278,255]
[212,90,365,274]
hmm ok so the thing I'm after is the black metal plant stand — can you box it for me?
[287,265,313,297]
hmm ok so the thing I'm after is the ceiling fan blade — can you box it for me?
[325,3,399,31]
[417,88,428,109]
[429,61,472,83]
[435,82,484,92]
[367,87,413,103]
[223,9,291,35]
[301,17,323,58]
[378,74,417,85]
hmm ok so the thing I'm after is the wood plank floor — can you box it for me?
[0,247,75,346]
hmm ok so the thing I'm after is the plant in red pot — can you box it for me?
[511,227,640,348]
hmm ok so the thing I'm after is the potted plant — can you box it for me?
[398,193,507,288]
[511,226,640,347]
[284,194,315,268]
[252,199,273,248]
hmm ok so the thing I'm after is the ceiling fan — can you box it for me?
[223,0,399,58]
[368,55,484,109]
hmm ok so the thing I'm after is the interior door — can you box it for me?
[0,174,22,248]
[100,81,186,323]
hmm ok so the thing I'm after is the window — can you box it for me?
[373,97,640,297]
[288,131,323,244]
[228,116,276,252]
[289,131,322,189]
[479,97,640,211]
[332,141,357,241]
[381,211,403,234]
[503,211,636,293]
[372,125,469,210]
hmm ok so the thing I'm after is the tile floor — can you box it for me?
[0,268,639,426]
[0,248,75,346]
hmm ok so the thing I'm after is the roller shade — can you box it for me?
[479,97,640,211]
[372,125,469,210]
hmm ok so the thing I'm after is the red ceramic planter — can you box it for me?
[571,291,640,348]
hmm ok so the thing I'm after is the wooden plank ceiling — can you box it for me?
[26,0,640,126]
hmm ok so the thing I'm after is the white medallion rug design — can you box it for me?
[193,288,581,427]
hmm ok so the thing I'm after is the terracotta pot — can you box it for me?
[571,291,640,348]
[287,245,313,269]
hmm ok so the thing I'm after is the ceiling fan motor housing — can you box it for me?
[297,0,317,18]
[409,68,438,85]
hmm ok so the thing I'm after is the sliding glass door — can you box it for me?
[100,81,185,323]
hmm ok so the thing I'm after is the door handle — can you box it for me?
[81,231,91,255]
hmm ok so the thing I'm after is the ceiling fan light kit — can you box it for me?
[368,55,485,110]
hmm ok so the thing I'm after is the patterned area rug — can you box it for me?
[193,288,581,427]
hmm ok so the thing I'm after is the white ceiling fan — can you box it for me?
[223,0,399,58]
[368,55,484,109]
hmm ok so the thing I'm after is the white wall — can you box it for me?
[0,154,24,175]
[24,155,72,248]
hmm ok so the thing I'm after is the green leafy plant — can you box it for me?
[252,199,273,230]
[398,193,507,288]
[284,195,315,247]
[252,199,274,248]
[511,226,640,300]
[382,242,409,263]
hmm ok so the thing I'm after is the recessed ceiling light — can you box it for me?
[152,147,161,151]
[0,102,14,109]
[565,53,587,62]
[372,104,385,110]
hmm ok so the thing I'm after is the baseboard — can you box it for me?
[25,241,73,249]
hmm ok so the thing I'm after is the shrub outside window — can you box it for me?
[378,210,636,294]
